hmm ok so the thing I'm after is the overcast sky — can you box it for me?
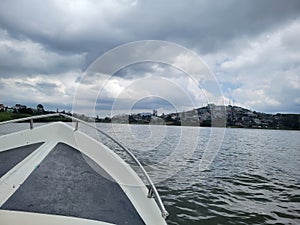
[0,0,299,116]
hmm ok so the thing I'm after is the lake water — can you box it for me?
[1,123,299,224]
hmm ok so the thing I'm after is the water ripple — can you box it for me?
[155,128,300,225]
[3,123,299,224]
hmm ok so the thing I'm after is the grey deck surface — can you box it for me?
[0,142,43,177]
[1,143,145,225]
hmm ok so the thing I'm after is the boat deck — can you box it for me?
[0,142,145,225]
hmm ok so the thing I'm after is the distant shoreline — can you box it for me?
[1,103,299,130]
[1,111,299,131]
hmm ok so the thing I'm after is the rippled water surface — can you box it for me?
[95,124,300,225]
[1,123,299,224]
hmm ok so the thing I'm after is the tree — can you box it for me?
[37,104,44,113]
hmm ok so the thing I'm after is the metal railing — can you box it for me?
[0,113,169,219]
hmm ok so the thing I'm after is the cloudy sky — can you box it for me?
[0,0,299,116]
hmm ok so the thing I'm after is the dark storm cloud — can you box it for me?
[1,0,300,113]
[0,0,125,55]
[1,0,299,57]
[122,0,300,53]
[1,0,299,77]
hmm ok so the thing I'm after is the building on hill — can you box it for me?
[14,104,27,110]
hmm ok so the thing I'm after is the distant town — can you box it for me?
[0,103,299,130]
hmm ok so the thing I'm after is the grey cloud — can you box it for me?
[0,29,85,77]
[96,96,176,113]
[15,80,59,95]
[1,0,300,57]
[1,0,300,113]
[113,62,187,80]
[0,0,124,54]
[1,0,299,77]
[131,96,176,111]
